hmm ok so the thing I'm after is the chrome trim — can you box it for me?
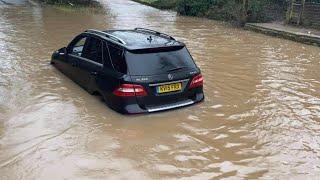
[147,99,194,112]
[149,79,189,87]
[68,54,103,67]
[85,29,126,45]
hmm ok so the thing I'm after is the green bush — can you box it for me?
[205,0,243,22]
[176,0,287,24]
[246,0,271,23]
[132,0,177,9]
[176,0,213,16]
[153,0,177,9]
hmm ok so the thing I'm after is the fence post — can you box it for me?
[286,0,294,24]
[297,0,306,26]
[242,0,248,23]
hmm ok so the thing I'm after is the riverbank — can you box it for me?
[37,0,98,6]
[29,0,104,13]
[32,0,101,8]
[245,23,320,47]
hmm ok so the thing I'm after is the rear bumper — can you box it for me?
[146,91,204,113]
[146,99,195,112]
[111,91,204,115]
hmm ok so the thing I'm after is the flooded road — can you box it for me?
[1,0,320,179]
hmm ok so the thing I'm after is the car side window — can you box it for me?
[108,45,127,74]
[103,42,113,69]
[71,37,87,56]
[82,37,103,64]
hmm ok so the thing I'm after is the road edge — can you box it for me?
[245,23,320,47]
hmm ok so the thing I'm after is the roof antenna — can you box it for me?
[147,36,153,43]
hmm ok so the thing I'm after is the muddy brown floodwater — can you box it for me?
[1,0,320,179]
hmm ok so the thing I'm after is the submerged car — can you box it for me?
[51,28,204,114]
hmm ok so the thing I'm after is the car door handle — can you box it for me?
[71,63,77,67]
[91,71,98,76]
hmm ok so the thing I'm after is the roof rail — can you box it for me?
[85,29,126,45]
[134,28,176,41]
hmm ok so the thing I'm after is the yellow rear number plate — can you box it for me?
[156,83,182,93]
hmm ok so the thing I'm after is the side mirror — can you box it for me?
[58,47,67,55]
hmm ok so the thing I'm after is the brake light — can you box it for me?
[189,74,203,88]
[112,84,147,97]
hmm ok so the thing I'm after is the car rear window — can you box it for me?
[125,47,197,76]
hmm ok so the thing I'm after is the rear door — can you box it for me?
[72,36,104,92]
[125,47,200,108]
[96,42,123,101]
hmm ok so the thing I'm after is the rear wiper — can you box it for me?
[167,66,186,72]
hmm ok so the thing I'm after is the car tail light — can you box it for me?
[113,84,147,97]
[189,74,203,88]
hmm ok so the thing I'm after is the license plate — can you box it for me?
[156,83,182,93]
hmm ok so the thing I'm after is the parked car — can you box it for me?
[51,28,204,114]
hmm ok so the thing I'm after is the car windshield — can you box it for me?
[125,47,197,76]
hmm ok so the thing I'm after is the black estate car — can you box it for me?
[51,28,204,114]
